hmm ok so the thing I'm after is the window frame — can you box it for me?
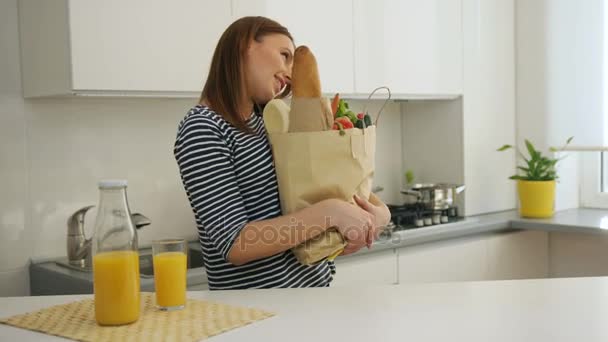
[580,150,608,208]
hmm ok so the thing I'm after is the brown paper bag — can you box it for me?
[267,126,376,265]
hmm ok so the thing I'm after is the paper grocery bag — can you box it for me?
[267,125,376,265]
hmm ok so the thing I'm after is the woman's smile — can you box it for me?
[274,76,286,96]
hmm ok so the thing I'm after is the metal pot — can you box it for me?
[400,183,465,210]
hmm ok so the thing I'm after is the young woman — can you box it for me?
[174,16,391,290]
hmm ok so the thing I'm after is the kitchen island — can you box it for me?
[2,276,608,341]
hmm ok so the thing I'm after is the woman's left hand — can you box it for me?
[353,193,391,248]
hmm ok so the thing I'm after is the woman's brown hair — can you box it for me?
[200,16,293,134]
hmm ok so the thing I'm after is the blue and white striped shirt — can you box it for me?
[174,105,334,290]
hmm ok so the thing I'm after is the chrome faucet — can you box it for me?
[67,205,151,267]
[372,185,384,194]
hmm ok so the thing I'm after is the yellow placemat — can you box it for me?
[0,292,275,341]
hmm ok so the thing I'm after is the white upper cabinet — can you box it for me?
[19,0,231,97]
[232,0,355,95]
[353,0,463,96]
[19,0,464,98]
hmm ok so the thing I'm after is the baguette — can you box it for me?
[291,46,322,97]
[288,46,333,132]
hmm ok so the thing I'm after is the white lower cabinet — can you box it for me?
[394,230,548,284]
[186,231,549,289]
[331,249,398,287]
[187,230,608,289]
[398,234,488,283]
[549,232,608,278]
[486,230,549,280]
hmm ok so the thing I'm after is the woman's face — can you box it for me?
[245,33,294,105]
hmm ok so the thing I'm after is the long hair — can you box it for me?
[200,16,293,133]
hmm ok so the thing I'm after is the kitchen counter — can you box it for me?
[358,207,608,257]
[3,276,608,341]
[28,208,608,295]
[510,207,608,232]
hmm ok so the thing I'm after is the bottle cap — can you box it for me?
[98,179,128,189]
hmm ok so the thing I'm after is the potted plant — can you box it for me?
[497,137,573,218]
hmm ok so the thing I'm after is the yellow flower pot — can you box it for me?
[517,180,556,218]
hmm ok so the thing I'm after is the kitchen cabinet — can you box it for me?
[353,0,462,96]
[18,0,231,97]
[18,0,465,98]
[549,232,608,278]
[397,230,548,284]
[398,234,488,283]
[232,0,355,95]
[331,249,397,287]
[486,230,548,280]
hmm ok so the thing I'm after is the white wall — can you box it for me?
[463,0,517,216]
[516,0,605,210]
[0,0,402,296]
[517,0,604,148]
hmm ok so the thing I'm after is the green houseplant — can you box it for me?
[497,137,573,218]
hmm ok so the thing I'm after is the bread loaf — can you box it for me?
[262,99,290,133]
[288,45,334,132]
[290,46,322,97]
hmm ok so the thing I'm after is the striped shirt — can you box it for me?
[174,105,335,290]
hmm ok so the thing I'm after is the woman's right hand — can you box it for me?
[322,199,375,256]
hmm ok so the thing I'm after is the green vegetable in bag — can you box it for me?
[364,114,372,127]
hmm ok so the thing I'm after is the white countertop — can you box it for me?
[362,208,608,256]
[3,276,608,341]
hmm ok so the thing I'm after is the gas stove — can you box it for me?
[385,203,464,233]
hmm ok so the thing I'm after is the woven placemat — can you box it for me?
[0,292,275,341]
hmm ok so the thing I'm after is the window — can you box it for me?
[581,151,608,208]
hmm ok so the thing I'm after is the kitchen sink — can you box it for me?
[53,244,205,279]
[33,242,209,295]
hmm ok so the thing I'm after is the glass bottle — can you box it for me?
[92,179,140,325]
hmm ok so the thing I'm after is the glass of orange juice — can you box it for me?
[152,239,188,311]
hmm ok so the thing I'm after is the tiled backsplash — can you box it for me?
[23,97,200,259]
[0,95,202,296]
[1,0,30,296]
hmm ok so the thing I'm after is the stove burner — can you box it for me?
[385,203,462,232]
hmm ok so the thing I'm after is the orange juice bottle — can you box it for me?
[153,251,187,308]
[92,180,140,326]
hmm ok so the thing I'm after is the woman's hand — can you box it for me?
[322,199,374,256]
[353,193,391,246]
